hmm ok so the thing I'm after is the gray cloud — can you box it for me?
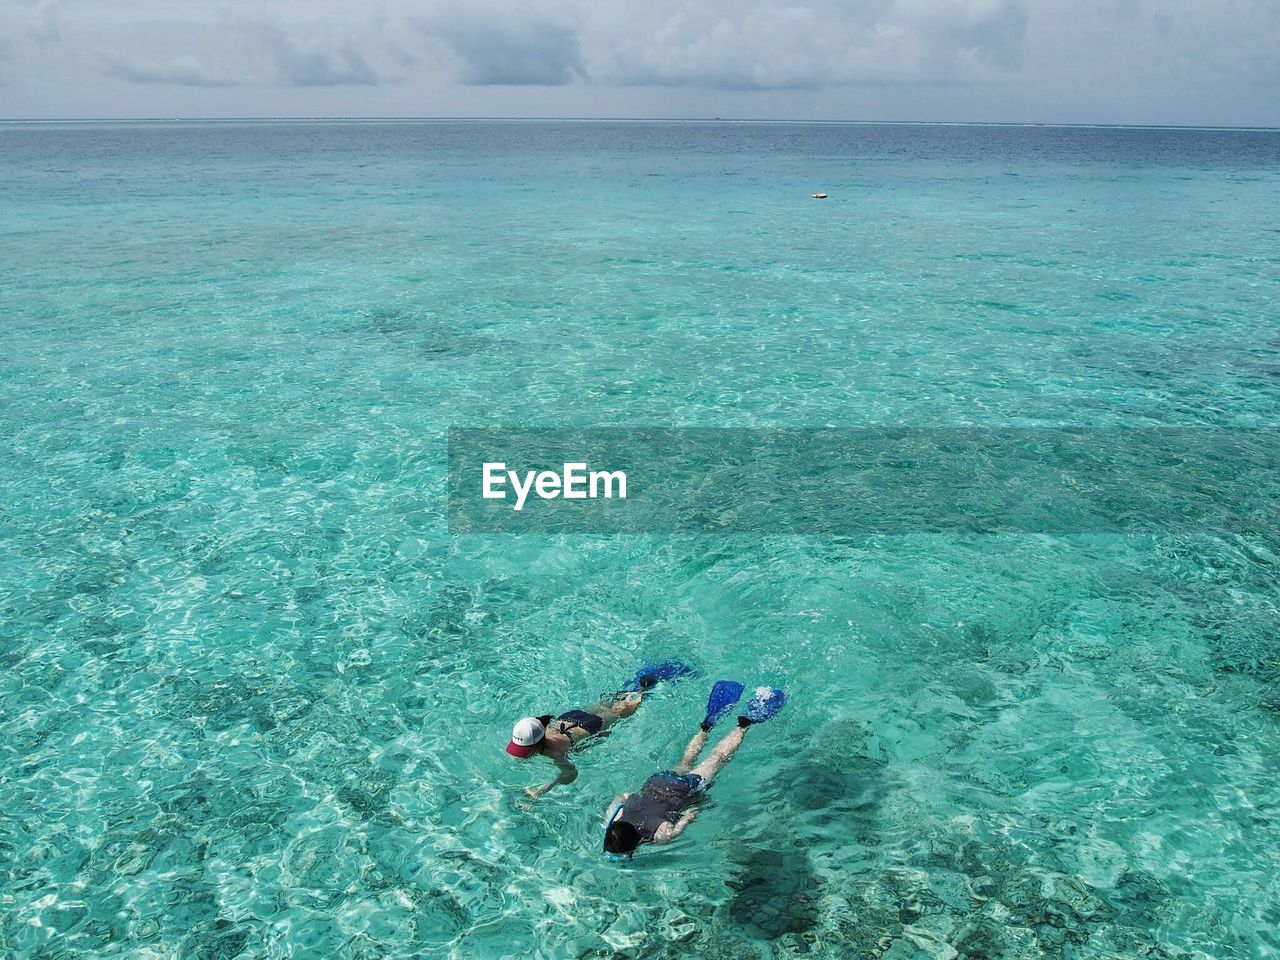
[415,0,1028,91]
[92,17,379,90]
[909,0,1028,73]
[591,0,1028,89]
[32,0,61,43]
[251,23,379,87]
[104,55,238,87]
[422,4,583,85]
[0,0,1276,124]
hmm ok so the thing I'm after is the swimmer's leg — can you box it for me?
[688,725,747,785]
[674,728,708,774]
[611,690,645,718]
[597,690,645,723]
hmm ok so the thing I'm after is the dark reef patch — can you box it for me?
[726,846,820,940]
[355,305,491,360]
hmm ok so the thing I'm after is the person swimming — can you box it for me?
[602,681,786,857]
[507,661,691,800]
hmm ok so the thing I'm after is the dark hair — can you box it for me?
[536,714,553,727]
[604,820,641,856]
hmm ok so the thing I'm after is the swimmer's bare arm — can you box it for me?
[653,808,699,844]
[525,757,578,800]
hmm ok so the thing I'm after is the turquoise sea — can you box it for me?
[2,120,1280,959]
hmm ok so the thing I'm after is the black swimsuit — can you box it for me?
[555,709,604,736]
[615,771,706,841]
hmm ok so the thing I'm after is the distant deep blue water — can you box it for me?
[2,120,1280,959]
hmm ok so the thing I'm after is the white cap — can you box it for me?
[506,717,546,758]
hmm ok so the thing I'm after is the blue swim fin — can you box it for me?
[703,680,745,728]
[742,686,787,724]
[624,660,693,692]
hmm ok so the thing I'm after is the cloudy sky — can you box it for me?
[1,0,1277,124]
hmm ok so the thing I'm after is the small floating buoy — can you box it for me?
[811,193,828,200]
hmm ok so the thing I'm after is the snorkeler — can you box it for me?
[602,681,787,857]
[507,661,691,799]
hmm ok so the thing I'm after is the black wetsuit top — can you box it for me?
[615,771,706,841]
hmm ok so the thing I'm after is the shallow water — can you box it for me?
[2,120,1280,959]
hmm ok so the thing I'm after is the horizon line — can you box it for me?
[2,116,1279,132]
